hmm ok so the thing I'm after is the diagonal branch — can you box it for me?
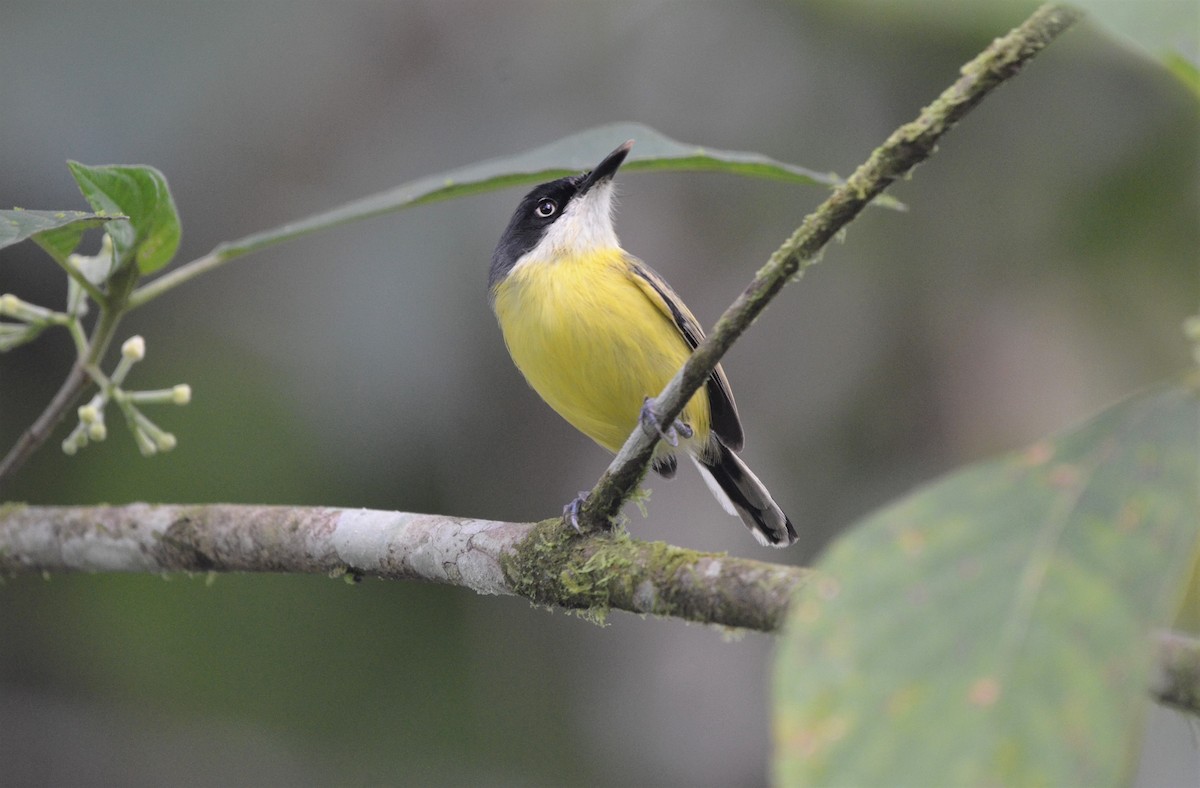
[579,3,1084,529]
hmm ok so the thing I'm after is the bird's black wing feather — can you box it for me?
[628,260,745,451]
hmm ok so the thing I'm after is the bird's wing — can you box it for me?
[627,259,745,451]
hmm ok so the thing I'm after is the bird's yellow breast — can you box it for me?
[491,248,710,453]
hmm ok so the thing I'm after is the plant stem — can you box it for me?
[125,248,228,310]
[54,257,107,305]
[0,305,123,490]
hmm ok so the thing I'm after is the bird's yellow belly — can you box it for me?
[492,250,710,453]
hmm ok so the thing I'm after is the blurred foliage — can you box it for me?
[0,573,593,784]
[1071,0,1198,76]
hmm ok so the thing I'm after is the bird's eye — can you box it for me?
[535,198,557,218]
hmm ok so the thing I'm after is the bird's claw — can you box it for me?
[562,491,615,535]
[640,397,693,447]
[563,492,590,534]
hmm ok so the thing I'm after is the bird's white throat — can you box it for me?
[518,181,620,270]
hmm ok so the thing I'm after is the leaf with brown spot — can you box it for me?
[774,377,1200,785]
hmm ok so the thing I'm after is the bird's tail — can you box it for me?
[692,442,797,548]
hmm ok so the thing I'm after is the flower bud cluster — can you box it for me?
[62,335,192,457]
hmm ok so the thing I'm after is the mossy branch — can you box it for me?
[503,519,803,629]
[0,503,809,631]
[579,3,1084,530]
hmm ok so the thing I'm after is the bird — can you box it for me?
[488,140,796,547]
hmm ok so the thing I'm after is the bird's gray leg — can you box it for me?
[640,396,693,447]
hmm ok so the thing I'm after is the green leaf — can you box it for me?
[1164,52,1200,99]
[520,122,843,185]
[220,121,890,258]
[66,162,181,274]
[774,377,1200,786]
[0,208,118,260]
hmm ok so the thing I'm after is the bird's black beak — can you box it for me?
[578,140,633,194]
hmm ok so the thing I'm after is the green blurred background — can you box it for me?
[1,2,1196,785]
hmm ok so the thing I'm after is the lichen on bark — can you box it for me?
[500,518,809,629]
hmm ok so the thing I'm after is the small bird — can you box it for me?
[489,140,796,547]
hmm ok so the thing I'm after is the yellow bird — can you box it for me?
[489,140,796,547]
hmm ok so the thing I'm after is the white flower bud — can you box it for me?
[133,429,157,457]
[62,428,86,455]
[0,294,55,323]
[122,335,146,361]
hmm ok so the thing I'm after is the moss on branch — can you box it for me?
[502,518,808,629]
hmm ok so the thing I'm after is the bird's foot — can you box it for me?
[563,491,614,535]
[640,396,693,447]
[562,491,590,534]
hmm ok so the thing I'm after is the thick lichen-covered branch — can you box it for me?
[0,503,809,631]
[581,3,1084,529]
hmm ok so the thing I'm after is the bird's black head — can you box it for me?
[488,140,633,291]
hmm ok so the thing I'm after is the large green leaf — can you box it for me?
[66,162,181,274]
[546,122,842,183]
[0,208,118,260]
[774,376,1200,786]
[218,121,888,258]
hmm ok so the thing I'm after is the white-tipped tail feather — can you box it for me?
[690,444,797,548]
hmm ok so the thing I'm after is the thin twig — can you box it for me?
[126,249,227,311]
[0,365,90,485]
